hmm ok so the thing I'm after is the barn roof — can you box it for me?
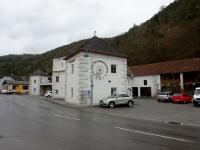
[129,58,200,77]
[3,80,29,85]
[31,69,48,76]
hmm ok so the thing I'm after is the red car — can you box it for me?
[172,93,192,103]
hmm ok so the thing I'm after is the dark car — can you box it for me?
[157,92,173,103]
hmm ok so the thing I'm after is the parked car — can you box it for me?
[1,90,12,94]
[99,94,134,108]
[193,87,200,107]
[45,91,52,98]
[157,92,173,103]
[172,93,192,103]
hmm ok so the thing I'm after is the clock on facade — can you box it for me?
[92,60,108,80]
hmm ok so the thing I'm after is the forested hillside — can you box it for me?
[0,0,199,76]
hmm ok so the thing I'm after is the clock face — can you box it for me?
[93,60,108,80]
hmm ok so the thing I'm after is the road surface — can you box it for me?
[0,95,200,150]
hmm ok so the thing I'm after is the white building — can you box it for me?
[29,70,52,96]
[129,58,200,97]
[52,57,66,99]
[130,75,161,97]
[52,36,129,105]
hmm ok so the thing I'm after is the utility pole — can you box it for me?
[90,54,94,109]
[172,73,175,93]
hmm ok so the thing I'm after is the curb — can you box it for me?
[42,98,91,109]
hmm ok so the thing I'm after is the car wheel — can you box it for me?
[109,102,115,108]
[193,102,199,107]
[128,101,134,107]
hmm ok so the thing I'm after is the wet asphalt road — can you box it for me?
[0,95,200,150]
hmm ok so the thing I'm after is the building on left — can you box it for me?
[0,76,29,94]
[29,70,52,96]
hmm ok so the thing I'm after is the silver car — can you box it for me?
[157,92,173,103]
[99,94,134,108]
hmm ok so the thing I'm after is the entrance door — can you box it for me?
[140,87,151,97]
[132,87,138,97]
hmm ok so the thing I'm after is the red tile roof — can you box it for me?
[129,58,200,77]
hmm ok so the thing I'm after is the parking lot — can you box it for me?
[92,98,200,126]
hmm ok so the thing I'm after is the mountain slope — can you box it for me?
[107,0,200,65]
[0,0,199,76]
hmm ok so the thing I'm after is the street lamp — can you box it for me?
[90,54,94,109]
[85,52,94,109]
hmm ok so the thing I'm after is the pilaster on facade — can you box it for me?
[180,73,184,92]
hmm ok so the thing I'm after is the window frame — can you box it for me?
[111,64,117,74]
[55,90,58,94]
[144,80,147,86]
[71,64,74,74]
[56,76,59,83]
[111,87,117,95]
[71,87,74,98]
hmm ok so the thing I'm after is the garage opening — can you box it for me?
[140,87,151,97]
[132,87,138,97]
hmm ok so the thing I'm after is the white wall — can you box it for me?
[29,76,41,96]
[52,57,66,99]
[131,75,161,97]
[65,52,128,105]
[52,71,65,99]
[40,76,49,84]
[29,75,51,96]
[65,54,80,104]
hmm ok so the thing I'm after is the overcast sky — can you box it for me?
[0,0,174,56]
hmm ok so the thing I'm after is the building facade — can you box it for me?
[29,70,52,96]
[129,58,200,97]
[52,57,66,99]
[52,36,129,105]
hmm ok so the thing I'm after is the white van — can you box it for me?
[193,87,200,107]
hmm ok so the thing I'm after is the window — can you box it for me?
[120,94,129,97]
[34,88,36,92]
[34,80,36,83]
[144,80,147,86]
[111,87,117,95]
[23,86,28,90]
[71,64,74,74]
[55,90,58,94]
[56,76,59,82]
[71,87,74,98]
[111,64,117,73]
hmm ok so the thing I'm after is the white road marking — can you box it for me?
[54,114,80,121]
[114,127,193,143]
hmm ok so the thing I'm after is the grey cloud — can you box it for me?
[0,0,174,56]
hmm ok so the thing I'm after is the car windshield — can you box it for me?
[159,92,168,96]
[194,89,200,95]
[108,95,116,98]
